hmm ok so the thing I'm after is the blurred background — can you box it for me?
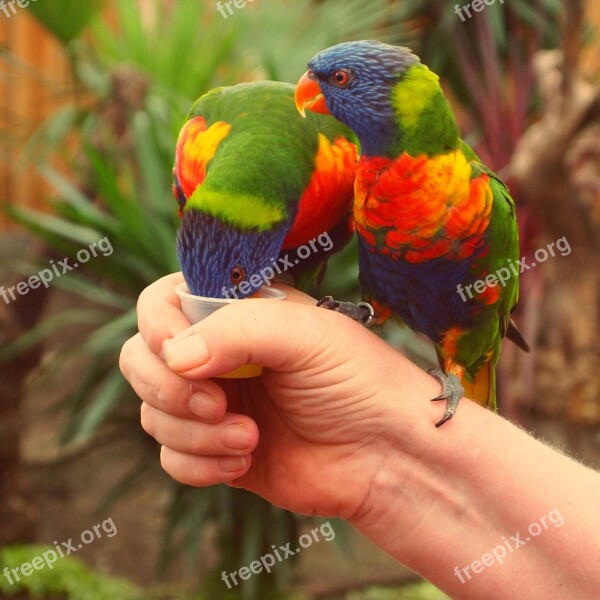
[0,0,599,598]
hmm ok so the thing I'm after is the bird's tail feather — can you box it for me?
[506,318,530,352]
[461,359,496,410]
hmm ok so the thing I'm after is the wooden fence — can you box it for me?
[0,9,71,229]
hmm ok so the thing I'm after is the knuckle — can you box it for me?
[139,403,156,436]
[118,337,134,377]
[136,292,149,327]
[154,378,181,412]
[160,447,202,487]
[136,283,152,313]
[159,446,175,477]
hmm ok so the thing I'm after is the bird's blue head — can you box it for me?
[177,210,289,299]
[295,40,419,156]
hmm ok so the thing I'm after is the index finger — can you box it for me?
[137,272,191,354]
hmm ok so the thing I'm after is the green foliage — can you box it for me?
[235,0,411,82]
[345,581,450,599]
[1,105,179,442]
[394,0,563,168]
[27,0,107,44]
[0,545,143,600]
[396,0,562,82]
[160,479,300,600]
[91,0,241,103]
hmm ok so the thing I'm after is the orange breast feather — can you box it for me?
[282,135,358,249]
[354,150,493,263]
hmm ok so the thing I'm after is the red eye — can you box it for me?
[230,265,246,284]
[331,69,351,87]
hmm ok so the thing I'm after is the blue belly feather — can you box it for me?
[359,239,487,343]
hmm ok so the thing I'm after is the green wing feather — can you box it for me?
[450,140,521,402]
[185,82,354,230]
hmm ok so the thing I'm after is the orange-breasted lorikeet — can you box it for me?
[173,81,358,299]
[296,41,528,426]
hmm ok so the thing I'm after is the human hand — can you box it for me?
[120,272,440,521]
[121,274,600,600]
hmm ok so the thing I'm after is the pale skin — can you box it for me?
[120,272,600,599]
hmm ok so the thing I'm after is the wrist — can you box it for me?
[348,364,600,598]
[348,358,465,549]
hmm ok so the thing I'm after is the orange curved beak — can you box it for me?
[295,71,330,118]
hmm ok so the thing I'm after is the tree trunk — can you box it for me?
[509,48,600,424]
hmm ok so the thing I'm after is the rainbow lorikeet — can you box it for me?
[295,41,528,426]
[173,81,358,299]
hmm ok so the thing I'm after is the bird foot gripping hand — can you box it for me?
[317,296,463,428]
[317,296,375,328]
[427,369,464,428]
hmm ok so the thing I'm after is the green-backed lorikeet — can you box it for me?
[295,41,528,426]
[173,81,358,299]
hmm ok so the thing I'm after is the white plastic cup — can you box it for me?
[174,282,287,378]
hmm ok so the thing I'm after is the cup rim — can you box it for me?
[175,282,286,304]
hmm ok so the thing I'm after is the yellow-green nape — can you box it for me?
[185,188,286,231]
[392,64,441,130]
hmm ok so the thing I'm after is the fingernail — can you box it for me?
[221,423,250,450]
[162,334,210,372]
[189,393,217,421]
[219,456,247,473]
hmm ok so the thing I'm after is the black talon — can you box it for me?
[427,369,464,428]
[317,296,375,328]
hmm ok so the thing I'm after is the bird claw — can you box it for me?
[317,296,376,328]
[427,369,464,428]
